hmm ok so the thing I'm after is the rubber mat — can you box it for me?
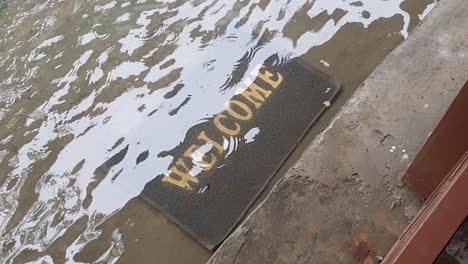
[141,57,340,249]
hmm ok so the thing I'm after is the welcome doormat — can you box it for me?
[141,57,340,249]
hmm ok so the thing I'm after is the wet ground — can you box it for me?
[0,0,437,263]
[436,219,468,264]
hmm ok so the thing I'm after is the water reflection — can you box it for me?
[0,0,434,262]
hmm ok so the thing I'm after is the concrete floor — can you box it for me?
[0,0,454,263]
[209,0,468,263]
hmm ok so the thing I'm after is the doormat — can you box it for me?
[141,57,340,249]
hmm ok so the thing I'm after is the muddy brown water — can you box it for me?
[0,0,436,263]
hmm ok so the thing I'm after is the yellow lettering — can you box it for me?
[255,65,283,89]
[198,152,217,171]
[226,99,253,121]
[240,78,272,109]
[183,144,199,159]
[183,143,218,171]
[162,158,199,190]
[214,114,240,136]
[198,131,224,154]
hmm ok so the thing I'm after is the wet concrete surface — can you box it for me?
[0,0,439,263]
[436,219,468,264]
[210,0,468,262]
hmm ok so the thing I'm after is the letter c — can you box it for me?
[214,114,240,136]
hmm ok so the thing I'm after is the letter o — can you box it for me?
[214,114,240,136]
[226,100,253,121]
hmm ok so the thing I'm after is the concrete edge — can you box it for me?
[209,0,468,262]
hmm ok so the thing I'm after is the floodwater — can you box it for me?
[0,0,436,263]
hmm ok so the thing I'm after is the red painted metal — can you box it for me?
[382,151,468,264]
[403,80,468,198]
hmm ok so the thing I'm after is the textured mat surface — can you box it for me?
[141,57,340,249]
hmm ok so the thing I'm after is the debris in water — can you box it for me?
[198,184,210,194]
[320,59,330,67]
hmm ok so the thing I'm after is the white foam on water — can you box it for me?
[190,143,214,176]
[419,2,437,20]
[118,8,159,55]
[95,0,117,12]
[79,32,97,45]
[28,35,64,61]
[0,0,435,262]
[108,61,148,81]
[244,127,260,144]
[115,13,131,24]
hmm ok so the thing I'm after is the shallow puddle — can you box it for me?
[0,0,436,262]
